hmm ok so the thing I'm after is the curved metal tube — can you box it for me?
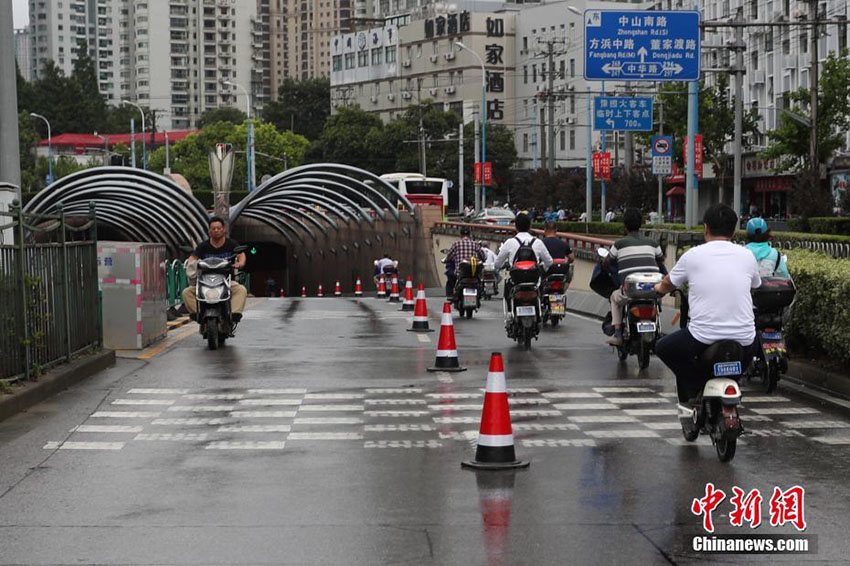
[236,210,297,245]
[249,191,356,225]
[250,199,338,233]
[266,183,376,225]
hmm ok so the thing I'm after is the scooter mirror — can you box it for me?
[233,245,248,254]
[597,247,610,259]
[178,245,194,255]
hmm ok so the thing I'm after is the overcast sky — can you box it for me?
[13,0,28,28]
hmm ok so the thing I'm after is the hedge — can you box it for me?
[534,221,625,236]
[784,249,850,368]
[807,217,850,236]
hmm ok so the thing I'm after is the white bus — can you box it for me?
[379,173,452,216]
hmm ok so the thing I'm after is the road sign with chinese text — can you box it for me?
[584,10,701,82]
[483,162,493,186]
[593,152,611,181]
[651,135,673,175]
[593,96,654,131]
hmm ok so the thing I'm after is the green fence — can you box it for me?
[0,201,100,383]
[166,259,188,308]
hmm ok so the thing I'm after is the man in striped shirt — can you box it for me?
[604,208,665,346]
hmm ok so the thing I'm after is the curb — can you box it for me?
[167,316,192,331]
[0,350,116,424]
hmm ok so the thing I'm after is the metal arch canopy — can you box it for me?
[61,199,178,245]
[264,192,357,225]
[269,185,376,225]
[61,202,152,242]
[250,203,328,238]
[249,196,339,232]
[279,171,401,219]
[239,209,302,245]
[270,179,382,223]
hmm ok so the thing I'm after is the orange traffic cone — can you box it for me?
[279,289,285,298]
[462,352,529,470]
[334,280,342,296]
[300,286,307,297]
[376,276,387,299]
[427,302,466,372]
[387,276,401,303]
[354,278,363,297]
[400,276,415,311]
[317,283,324,297]
[407,284,434,333]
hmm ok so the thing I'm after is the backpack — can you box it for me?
[513,237,538,264]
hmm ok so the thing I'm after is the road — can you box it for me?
[1,294,849,564]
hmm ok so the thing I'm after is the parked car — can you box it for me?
[469,208,516,226]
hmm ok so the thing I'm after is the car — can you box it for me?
[469,208,516,226]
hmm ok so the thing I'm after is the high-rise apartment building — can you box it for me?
[26,0,268,131]
[14,28,32,81]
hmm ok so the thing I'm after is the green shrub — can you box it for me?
[784,249,850,367]
[807,217,850,236]
[537,221,625,236]
[786,218,809,232]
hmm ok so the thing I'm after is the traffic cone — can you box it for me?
[400,276,415,311]
[376,276,387,299]
[407,284,434,333]
[354,278,363,297]
[317,283,324,297]
[387,276,401,303]
[334,280,342,296]
[462,352,529,470]
[300,286,307,297]
[279,289,285,298]
[427,302,466,372]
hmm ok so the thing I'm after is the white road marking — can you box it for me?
[741,396,790,403]
[43,441,124,450]
[752,407,820,415]
[511,410,563,417]
[508,398,551,405]
[593,387,654,393]
[112,399,175,406]
[206,441,286,450]
[246,388,307,395]
[91,411,161,418]
[428,404,481,411]
[304,393,364,400]
[568,415,638,423]
[229,411,298,418]
[365,410,431,417]
[293,417,364,425]
[364,424,434,432]
[624,409,678,416]
[522,439,597,447]
[365,440,442,448]
[643,422,683,430]
[167,405,236,412]
[658,392,679,398]
[365,399,427,405]
[605,397,670,404]
[585,430,660,438]
[288,432,363,440]
[553,403,619,411]
[426,393,482,399]
[152,418,231,426]
[781,420,850,429]
[434,372,454,384]
[506,388,541,394]
[71,425,143,433]
[812,436,850,445]
[237,399,302,406]
[298,405,364,412]
[513,423,581,431]
[135,433,208,441]
[741,414,774,422]
[542,392,603,399]
[366,388,423,394]
[183,394,245,400]
[128,388,190,395]
[439,430,478,441]
[416,334,431,343]
[217,425,292,432]
[433,416,478,424]
[746,429,805,437]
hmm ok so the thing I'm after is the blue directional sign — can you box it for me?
[593,96,653,131]
[584,10,701,81]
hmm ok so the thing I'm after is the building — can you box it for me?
[14,28,32,80]
[34,130,197,166]
[26,0,267,131]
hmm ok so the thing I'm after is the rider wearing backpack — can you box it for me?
[493,213,554,309]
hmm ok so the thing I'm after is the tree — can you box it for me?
[197,107,247,129]
[262,78,330,141]
[70,40,107,133]
[315,107,385,172]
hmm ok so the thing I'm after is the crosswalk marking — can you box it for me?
[91,411,161,418]
[128,388,190,395]
[304,393,364,400]
[135,433,208,441]
[184,394,245,400]
[229,410,298,418]
[643,422,683,430]
[365,388,423,394]
[364,424,434,432]
[206,441,286,450]
[112,399,175,406]
[593,387,653,393]
[217,425,292,432]
[288,432,363,440]
[585,430,660,438]
[298,405,364,412]
[781,420,850,429]
[812,436,850,445]
[365,399,427,405]
[71,425,143,433]
[522,439,596,447]
[425,393,482,399]
[365,440,442,449]
[167,405,235,412]
[542,392,603,399]
[293,418,363,425]
[605,397,669,405]
[246,389,307,395]
[44,441,125,450]
[624,409,677,416]
[152,418,231,426]
[742,396,790,403]
[568,415,638,423]
[513,423,581,431]
[366,410,431,417]
[553,403,618,411]
[752,407,820,415]
[238,399,302,406]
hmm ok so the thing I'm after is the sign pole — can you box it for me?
[586,88,592,224]
[600,83,606,221]
[658,99,663,222]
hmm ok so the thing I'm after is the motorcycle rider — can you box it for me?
[604,208,665,346]
[373,253,396,288]
[541,221,575,263]
[182,216,247,322]
[493,213,553,312]
[445,226,487,297]
[744,217,791,278]
[653,204,761,405]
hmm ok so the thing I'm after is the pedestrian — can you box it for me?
[604,209,615,223]
[265,276,277,298]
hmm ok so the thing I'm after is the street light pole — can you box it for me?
[30,113,53,184]
[224,80,255,192]
[121,100,146,170]
[456,41,486,209]
[93,132,109,166]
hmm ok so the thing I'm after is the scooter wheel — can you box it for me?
[715,433,737,462]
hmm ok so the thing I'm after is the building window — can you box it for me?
[523,36,528,51]
[570,59,575,78]
[332,55,341,71]
[570,129,575,150]
[344,52,355,69]
[523,133,529,152]
[523,65,528,84]
[371,47,382,65]
[358,50,368,67]
[559,59,565,79]
[385,45,396,63]
[560,130,565,151]
[532,64,536,82]
[570,95,575,114]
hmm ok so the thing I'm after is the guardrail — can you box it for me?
[166,259,188,310]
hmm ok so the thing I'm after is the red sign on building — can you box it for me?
[684,134,704,179]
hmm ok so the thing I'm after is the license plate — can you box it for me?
[549,295,565,314]
[713,361,742,377]
[762,331,783,341]
[636,322,656,333]
[463,288,478,297]
[516,306,535,317]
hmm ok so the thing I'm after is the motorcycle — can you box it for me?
[187,245,247,350]
[505,260,542,350]
[481,263,499,300]
[673,291,745,462]
[540,259,573,327]
[596,248,663,370]
[452,259,483,318]
[746,271,796,393]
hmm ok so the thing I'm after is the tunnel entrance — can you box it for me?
[243,241,287,297]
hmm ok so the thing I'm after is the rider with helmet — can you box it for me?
[744,217,790,278]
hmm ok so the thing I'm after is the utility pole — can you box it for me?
[417,79,426,176]
[538,36,565,174]
[808,0,819,174]
[458,122,464,215]
[474,109,481,211]
[0,0,21,238]
[657,98,664,221]
[733,7,744,216]
[585,87,592,223]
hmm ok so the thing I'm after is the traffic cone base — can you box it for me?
[334,280,342,296]
[462,352,529,470]
[400,276,415,311]
[427,302,466,372]
[376,276,387,299]
[408,284,434,332]
[354,278,363,297]
[387,276,401,303]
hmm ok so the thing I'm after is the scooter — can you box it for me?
[481,264,499,300]
[540,259,572,327]
[188,245,247,350]
[505,260,542,350]
[451,259,483,319]
[747,271,796,393]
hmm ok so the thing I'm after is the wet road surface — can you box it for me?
[1,294,849,564]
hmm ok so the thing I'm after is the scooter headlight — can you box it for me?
[202,286,222,301]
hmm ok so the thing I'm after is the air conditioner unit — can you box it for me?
[370,95,378,103]
[402,91,412,100]
[567,84,575,91]
[429,87,439,96]
[444,52,456,61]
[567,117,576,125]
[557,84,565,92]
[444,86,456,94]
[402,60,411,68]
[429,54,439,63]
[387,93,395,101]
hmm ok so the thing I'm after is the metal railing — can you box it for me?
[166,259,189,309]
[0,202,100,383]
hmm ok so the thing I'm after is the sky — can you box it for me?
[13,0,27,28]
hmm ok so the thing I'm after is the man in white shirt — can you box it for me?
[604,209,615,223]
[653,204,761,406]
[493,213,554,313]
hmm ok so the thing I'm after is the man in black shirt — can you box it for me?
[541,221,575,262]
[181,216,248,321]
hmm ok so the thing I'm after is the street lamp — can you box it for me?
[30,113,53,185]
[223,80,256,192]
[121,99,146,170]
[567,6,582,15]
[93,132,109,166]
[455,41,487,209]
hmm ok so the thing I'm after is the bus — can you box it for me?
[380,173,453,216]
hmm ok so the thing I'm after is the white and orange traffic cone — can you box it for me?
[387,276,401,303]
[280,289,285,298]
[376,276,387,299]
[462,352,529,470]
[334,280,342,296]
[354,278,363,297]
[300,286,307,298]
[317,283,324,297]
[427,302,466,372]
[400,276,415,311]
[407,284,434,333]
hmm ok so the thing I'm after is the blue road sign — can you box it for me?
[593,96,653,131]
[651,135,674,175]
[584,10,700,81]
